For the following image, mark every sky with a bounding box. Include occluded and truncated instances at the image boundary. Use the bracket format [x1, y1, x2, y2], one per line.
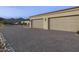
[0, 6, 74, 18]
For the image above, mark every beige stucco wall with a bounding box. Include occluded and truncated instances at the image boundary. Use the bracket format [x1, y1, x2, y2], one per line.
[43, 18, 49, 29]
[47, 10, 79, 18]
[30, 7, 79, 32]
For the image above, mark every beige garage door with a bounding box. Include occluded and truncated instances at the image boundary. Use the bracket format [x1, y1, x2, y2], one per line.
[49, 15, 79, 32]
[32, 19, 43, 29]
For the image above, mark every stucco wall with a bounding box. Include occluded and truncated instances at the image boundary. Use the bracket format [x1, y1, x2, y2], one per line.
[43, 18, 49, 29]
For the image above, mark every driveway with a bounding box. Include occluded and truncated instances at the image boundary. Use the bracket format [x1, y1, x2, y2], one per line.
[0, 25, 79, 52]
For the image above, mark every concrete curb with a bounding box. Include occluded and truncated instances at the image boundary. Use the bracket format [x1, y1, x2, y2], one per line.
[0, 33, 15, 52]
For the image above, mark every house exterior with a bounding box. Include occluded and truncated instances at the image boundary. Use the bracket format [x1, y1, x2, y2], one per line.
[21, 20, 30, 24]
[21, 20, 30, 27]
[29, 7, 79, 32]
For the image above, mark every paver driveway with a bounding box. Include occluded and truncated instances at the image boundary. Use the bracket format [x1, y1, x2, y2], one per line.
[0, 25, 79, 52]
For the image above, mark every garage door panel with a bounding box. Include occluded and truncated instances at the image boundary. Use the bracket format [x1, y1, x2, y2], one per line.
[49, 16, 79, 32]
[32, 19, 43, 29]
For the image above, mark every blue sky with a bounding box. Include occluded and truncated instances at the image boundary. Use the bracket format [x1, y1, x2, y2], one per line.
[0, 6, 74, 18]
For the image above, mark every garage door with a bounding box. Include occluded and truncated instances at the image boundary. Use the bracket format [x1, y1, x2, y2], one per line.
[49, 15, 79, 32]
[32, 19, 43, 29]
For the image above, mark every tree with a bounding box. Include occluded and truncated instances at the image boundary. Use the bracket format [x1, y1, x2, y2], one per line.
[0, 17, 5, 21]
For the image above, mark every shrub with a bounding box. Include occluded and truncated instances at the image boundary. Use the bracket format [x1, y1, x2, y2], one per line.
[76, 31, 79, 34]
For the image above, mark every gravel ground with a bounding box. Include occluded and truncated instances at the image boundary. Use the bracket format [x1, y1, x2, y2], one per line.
[0, 25, 79, 52]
